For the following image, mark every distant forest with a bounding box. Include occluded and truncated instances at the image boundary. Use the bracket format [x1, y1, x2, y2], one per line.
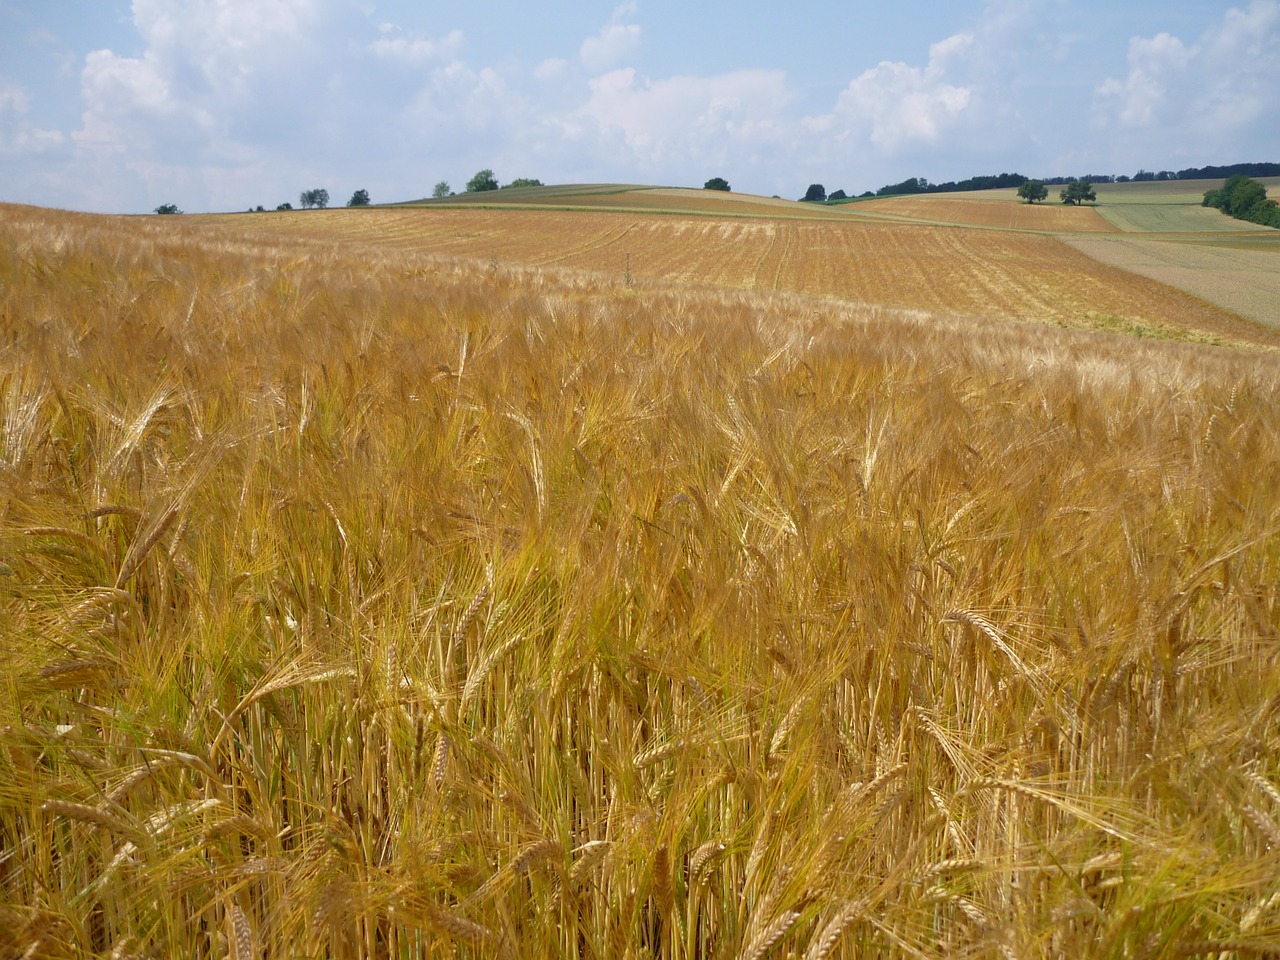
[854, 161, 1280, 200]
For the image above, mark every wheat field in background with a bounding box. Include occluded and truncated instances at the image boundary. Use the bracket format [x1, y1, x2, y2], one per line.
[2, 204, 1280, 958]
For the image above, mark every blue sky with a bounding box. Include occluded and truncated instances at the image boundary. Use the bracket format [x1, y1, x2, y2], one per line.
[1, 0, 1277, 213]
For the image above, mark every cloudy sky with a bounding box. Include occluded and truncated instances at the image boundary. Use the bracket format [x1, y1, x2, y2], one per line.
[1, 0, 1277, 213]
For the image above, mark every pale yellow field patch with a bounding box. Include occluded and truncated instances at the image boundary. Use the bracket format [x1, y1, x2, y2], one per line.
[1066, 235, 1280, 328]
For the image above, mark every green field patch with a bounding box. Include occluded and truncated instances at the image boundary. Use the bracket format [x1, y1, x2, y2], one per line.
[1092, 177, 1280, 234]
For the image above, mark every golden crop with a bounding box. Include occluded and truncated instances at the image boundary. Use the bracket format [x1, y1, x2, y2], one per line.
[2, 202, 1280, 958]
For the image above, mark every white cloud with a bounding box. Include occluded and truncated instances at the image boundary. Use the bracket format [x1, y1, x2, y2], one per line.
[0, 79, 66, 155]
[1095, 33, 1191, 127]
[129, 0, 325, 98]
[534, 58, 569, 81]
[370, 27, 463, 64]
[572, 68, 794, 169]
[0, 82, 30, 114]
[74, 0, 333, 159]
[823, 34, 974, 152]
[1095, 0, 1280, 157]
[580, 23, 641, 73]
[26, 0, 1271, 214]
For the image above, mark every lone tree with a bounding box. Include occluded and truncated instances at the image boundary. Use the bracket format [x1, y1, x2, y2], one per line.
[432, 181, 451, 199]
[801, 184, 827, 202]
[276, 202, 293, 211]
[1017, 180, 1049, 203]
[153, 203, 182, 215]
[1059, 180, 1096, 205]
[466, 169, 499, 192]
[704, 177, 731, 192]
[299, 188, 330, 209]
[347, 188, 371, 207]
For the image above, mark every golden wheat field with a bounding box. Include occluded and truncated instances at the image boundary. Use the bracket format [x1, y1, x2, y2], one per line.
[3, 198, 1280, 959]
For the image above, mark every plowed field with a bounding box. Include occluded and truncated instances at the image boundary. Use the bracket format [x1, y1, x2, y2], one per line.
[192, 206, 1279, 346]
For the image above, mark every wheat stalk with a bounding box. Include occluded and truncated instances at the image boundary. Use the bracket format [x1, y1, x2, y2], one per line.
[225, 901, 256, 960]
[739, 910, 799, 960]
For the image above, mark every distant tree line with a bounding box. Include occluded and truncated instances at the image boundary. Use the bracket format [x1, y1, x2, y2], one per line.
[420, 171, 545, 199]
[1174, 162, 1280, 180]
[875, 172, 1029, 197]
[799, 161, 1278, 207]
[1202, 175, 1280, 228]
[1039, 162, 1280, 186]
[806, 171, 1031, 203]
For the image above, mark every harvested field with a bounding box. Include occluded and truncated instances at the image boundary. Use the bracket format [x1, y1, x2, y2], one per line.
[853, 194, 1118, 233]
[1067, 235, 1280, 327]
[184, 205, 1280, 346]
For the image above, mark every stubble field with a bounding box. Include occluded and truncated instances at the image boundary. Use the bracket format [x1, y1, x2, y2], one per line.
[181, 204, 1277, 347]
[850, 195, 1119, 233]
[2, 198, 1280, 959]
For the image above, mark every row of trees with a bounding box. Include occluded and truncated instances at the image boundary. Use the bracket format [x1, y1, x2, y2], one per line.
[430, 171, 545, 198]
[153, 188, 370, 215]
[1013, 180, 1096, 205]
[876, 172, 1030, 197]
[1203, 175, 1280, 228]
[265, 188, 368, 212]
[298, 188, 371, 209]
[794, 162, 1277, 207]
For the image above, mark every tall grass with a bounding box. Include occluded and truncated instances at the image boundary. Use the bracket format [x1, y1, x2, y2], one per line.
[2, 204, 1280, 957]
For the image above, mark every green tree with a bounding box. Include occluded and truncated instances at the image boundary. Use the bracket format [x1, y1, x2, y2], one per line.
[276, 202, 293, 211]
[1204, 175, 1280, 228]
[466, 169, 499, 192]
[347, 188, 371, 207]
[299, 188, 330, 209]
[432, 181, 452, 199]
[1017, 180, 1049, 203]
[1225, 175, 1267, 217]
[703, 177, 731, 192]
[801, 183, 826, 202]
[1059, 180, 1096, 205]
[506, 178, 543, 188]
[153, 203, 182, 215]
